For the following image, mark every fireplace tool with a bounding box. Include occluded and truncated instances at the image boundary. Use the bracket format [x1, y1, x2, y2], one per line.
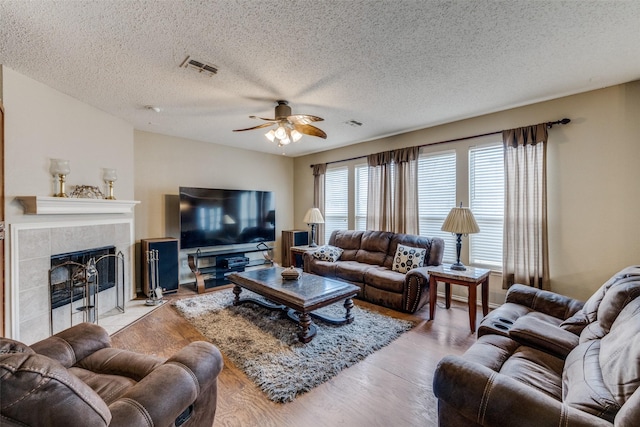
[145, 249, 164, 306]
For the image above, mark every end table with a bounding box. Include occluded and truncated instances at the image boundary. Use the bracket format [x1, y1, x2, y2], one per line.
[426, 265, 490, 333]
[289, 245, 313, 268]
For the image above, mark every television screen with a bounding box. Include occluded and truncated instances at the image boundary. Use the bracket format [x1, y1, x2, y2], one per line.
[179, 187, 276, 250]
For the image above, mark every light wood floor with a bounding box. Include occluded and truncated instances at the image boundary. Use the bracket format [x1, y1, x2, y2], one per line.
[111, 284, 479, 427]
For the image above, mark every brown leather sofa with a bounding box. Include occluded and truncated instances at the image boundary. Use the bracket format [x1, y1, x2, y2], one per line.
[0, 322, 223, 427]
[433, 266, 640, 426]
[303, 229, 444, 313]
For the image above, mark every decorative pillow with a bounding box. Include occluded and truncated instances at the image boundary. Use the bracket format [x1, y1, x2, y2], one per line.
[312, 245, 343, 262]
[392, 244, 426, 274]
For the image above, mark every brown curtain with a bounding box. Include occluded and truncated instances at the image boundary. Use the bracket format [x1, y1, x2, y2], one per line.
[392, 147, 419, 234]
[312, 163, 327, 245]
[502, 123, 549, 290]
[366, 151, 393, 231]
[366, 147, 419, 234]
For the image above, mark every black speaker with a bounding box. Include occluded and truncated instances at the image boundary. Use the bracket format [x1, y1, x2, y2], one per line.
[141, 238, 179, 295]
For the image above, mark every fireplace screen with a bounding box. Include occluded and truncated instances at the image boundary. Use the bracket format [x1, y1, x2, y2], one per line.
[49, 246, 124, 333]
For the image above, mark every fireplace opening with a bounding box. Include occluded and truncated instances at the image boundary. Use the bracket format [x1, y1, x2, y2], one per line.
[50, 246, 116, 310]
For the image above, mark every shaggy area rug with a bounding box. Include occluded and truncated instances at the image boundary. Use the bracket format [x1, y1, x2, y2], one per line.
[173, 289, 414, 403]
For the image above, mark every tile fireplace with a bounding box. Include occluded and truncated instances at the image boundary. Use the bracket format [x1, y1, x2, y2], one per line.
[8, 218, 134, 344]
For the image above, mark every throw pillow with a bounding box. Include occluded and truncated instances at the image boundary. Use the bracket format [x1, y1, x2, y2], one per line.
[312, 245, 343, 262]
[392, 244, 426, 274]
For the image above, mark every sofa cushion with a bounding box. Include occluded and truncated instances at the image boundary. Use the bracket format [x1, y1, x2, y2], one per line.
[561, 265, 640, 336]
[308, 259, 337, 277]
[364, 266, 406, 293]
[0, 352, 112, 426]
[500, 346, 564, 400]
[335, 261, 372, 283]
[312, 245, 343, 262]
[355, 231, 392, 265]
[599, 298, 640, 405]
[563, 340, 619, 422]
[329, 230, 363, 261]
[392, 244, 426, 273]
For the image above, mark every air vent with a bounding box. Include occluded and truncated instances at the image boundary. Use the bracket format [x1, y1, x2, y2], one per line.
[180, 56, 218, 76]
[345, 120, 363, 127]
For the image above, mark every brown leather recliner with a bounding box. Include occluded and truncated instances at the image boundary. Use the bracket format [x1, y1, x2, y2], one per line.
[433, 267, 640, 427]
[0, 322, 223, 427]
[477, 265, 640, 358]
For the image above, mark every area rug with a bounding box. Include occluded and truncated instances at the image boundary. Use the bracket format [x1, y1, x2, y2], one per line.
[173, 289, 414, 403]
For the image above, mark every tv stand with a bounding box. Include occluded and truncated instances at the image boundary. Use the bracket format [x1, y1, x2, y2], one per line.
[187, 246, 273, 293]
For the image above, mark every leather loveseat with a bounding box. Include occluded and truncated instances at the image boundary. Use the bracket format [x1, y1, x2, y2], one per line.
[0, 322, 223, 427]
[433, 266, 640, 426]
[303, 229, 444, 313]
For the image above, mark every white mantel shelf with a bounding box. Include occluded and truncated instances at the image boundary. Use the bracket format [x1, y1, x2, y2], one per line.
[16, 196, 140, 215]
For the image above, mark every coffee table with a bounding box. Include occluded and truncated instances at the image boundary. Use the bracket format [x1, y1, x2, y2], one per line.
[227, 267, 360, 343]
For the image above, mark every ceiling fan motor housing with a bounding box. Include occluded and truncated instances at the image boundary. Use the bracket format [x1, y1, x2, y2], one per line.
[275, 100, 292, 119]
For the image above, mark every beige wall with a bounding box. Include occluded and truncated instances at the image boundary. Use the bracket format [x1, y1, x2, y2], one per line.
[294, 81, 640, 303]
[2, 67, 135, 223]
[133, 130, 295, 275]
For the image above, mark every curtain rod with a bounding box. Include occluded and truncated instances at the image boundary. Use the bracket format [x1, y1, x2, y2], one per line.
[310, 118, 571, 168]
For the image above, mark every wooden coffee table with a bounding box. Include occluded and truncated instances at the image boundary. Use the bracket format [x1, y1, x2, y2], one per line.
[227, 267, 360, 343]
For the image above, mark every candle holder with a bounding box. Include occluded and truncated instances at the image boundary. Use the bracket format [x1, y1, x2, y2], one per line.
[50, 159, 71, 197]
[102, 168, 118, 200]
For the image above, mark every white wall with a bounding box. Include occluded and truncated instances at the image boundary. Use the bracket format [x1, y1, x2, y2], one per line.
[133, 130, 295, 281]
[294, 81, 640, 303]
[3, 67, 135, 223]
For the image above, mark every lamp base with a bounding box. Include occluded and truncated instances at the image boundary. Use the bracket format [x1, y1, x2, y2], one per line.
[449, 262, 467, 271]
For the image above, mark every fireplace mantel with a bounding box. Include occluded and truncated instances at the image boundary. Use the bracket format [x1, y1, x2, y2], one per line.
[15, 196, 140, 215]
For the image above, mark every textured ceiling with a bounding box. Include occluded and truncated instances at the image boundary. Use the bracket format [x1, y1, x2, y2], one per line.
[1, 1, 639, 157]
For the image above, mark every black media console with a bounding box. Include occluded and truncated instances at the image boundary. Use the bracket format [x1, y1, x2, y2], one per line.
[187, 247, 271, 293]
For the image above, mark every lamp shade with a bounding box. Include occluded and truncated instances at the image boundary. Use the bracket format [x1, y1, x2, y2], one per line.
[303, 207, 324, 224]
[441, 206, 480, 235]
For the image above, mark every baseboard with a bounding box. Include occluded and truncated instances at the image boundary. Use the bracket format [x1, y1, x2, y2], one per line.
[436, 291, 501, 310]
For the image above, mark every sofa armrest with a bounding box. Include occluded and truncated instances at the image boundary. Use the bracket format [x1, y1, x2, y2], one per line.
[404, 267, 430, 313]
[508, 317, 580, 359]
[108, 341, 223, 427]
[30, 322, 111, 368]
[506, 284, 584, 320]
[302, 250, 315, 272]
[433, 355, 612, 427]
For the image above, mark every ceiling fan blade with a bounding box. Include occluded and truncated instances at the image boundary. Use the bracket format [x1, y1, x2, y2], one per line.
[288, 114, 324, 125]
[294, 124, 327, 139]
[232, 123, 275, 132]
[249, 115, 277, 121]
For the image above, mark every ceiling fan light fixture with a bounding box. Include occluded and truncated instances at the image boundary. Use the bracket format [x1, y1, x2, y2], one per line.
[274, 125, 287, 140]
[291, 129, 302, 142]
[265, 129, 276, 142]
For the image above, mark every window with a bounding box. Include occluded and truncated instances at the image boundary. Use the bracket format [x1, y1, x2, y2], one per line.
[418, 151, 457, 262]
[469, 144, 504, 269]
[324, 166, 348, 242]
[354, 164, 368, 231]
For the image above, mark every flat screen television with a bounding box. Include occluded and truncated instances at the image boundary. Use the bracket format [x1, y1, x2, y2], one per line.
[179, 187, 276, 250]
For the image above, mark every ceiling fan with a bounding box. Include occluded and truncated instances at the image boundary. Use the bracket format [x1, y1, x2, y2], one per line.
[233, 100, 327, 147]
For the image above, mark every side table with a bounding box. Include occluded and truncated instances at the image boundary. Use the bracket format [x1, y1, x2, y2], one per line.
[289, 245, 313, 268]
[426, 265, 491, 333]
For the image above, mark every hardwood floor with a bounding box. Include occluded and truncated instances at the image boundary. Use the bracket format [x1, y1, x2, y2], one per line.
[111, 284, 479, 427]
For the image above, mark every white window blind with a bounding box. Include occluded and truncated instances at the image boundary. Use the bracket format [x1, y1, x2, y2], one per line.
[469, 143, 504, 269]
[324, 166, 349, 242]
[354, 164, 368, 231]
[418, 151, 457, 262]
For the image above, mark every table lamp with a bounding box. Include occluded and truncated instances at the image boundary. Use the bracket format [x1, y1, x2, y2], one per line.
[303, 208, 324, 247]
[441, 203, 480, 270]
